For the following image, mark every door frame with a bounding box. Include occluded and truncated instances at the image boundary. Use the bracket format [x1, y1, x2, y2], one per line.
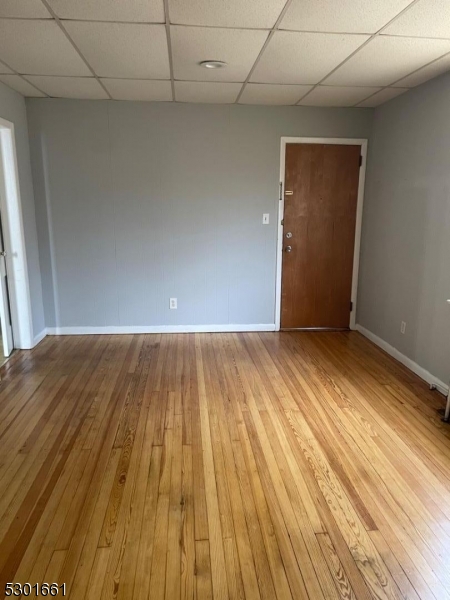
[275, 136, 368, 331]
[0, 116, 34, 350]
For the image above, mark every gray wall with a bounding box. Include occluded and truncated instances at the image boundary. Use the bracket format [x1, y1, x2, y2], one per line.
[0, 82, 45, 339]
[27, 99, 372, 329]
[358, 72, 450, 384]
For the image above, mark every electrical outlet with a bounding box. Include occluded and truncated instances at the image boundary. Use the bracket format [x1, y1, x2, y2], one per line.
[400, 321, 406, 334]
[170, 298, 177, 310]
[262, 213, 270, 225]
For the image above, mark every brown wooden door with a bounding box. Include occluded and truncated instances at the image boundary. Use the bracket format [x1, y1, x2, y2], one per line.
[280, 143, 361, 329]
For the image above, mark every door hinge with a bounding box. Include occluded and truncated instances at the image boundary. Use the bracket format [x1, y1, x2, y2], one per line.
[350, 301, 353, 312]
[279, 182, 283, 201]
[359, 155, 363, 167]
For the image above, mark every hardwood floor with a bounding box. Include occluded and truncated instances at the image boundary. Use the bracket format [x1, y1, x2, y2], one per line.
[0, 332, 449, 600]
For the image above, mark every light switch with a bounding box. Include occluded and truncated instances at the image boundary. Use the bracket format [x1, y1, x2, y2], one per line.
[263, 213, 270, 225]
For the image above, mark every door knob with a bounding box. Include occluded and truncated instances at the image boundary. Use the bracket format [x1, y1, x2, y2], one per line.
[285, 246, 292, 253]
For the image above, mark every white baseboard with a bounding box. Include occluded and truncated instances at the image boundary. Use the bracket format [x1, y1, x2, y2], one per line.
[32, 329, 47, 347]
[46, 324, 276, 335]
[14, 329, 47, 349]
[356, 324, 449, 395]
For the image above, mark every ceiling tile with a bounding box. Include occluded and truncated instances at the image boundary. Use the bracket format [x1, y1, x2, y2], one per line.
[64, 22, 170, 79]
[393, 53, 450, 86]
[239, 83, 312, 104]
[171, 26, 268, 83]
[102, 78, 172, 101]
[251, 31, 369, 84]
[280, 0, 412, 34]
[384, 0, 450, 39]
[325, 36, 450, 86]
[299, 85, 382, 106]
[0, 0, 51, 18]
[47, 0, 164, 23]
[0, 61, 13, 74]
[357, 87, 408, 106]
[26, 75, 109, 98]
[169, 0, 286, 29]
[175, 81, 241, 103]
[0, 20, 91, 75]
[0, 74, 45, 96]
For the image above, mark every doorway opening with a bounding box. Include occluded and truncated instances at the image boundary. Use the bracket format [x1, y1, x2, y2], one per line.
[0, 210, 13, 361]
[275, 137, 368, 331]
[0, 116, 35, 357]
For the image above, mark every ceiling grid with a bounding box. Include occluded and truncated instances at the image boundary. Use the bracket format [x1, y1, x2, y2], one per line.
[0, 0, 449, 106]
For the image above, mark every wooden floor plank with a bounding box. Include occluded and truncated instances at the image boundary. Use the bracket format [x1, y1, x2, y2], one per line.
[195, 337, 229, 600]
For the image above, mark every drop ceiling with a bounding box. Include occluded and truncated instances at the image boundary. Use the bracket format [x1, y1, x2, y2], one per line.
[0, 0, 449, 107]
